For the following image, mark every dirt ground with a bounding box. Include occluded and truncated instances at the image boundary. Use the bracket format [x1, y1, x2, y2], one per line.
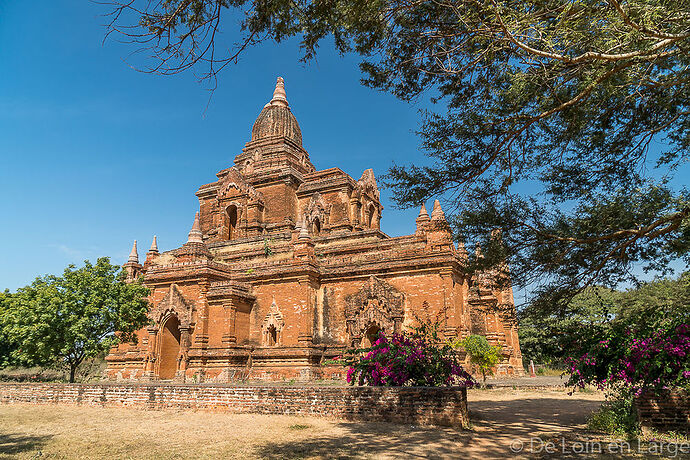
[0, 388, 620, 459]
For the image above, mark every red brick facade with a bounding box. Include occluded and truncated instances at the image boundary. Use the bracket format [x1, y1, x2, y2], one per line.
[106, 77, 523, 382]
[0, 383, 469, 427]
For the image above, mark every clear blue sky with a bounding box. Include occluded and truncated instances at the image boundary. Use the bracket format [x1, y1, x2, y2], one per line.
[0, 0, 430, 291]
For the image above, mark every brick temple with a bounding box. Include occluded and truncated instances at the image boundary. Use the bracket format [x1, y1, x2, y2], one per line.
[105, 77, 524, 381]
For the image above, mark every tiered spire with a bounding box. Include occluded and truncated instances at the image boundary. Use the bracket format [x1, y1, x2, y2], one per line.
[431, 199, 446, 221]
[187, 212, 203, 243]
[127, 240, 139, 264]
[417, 203, 430, 222]
[148, 235, 159, 254]
[298, 218, 310, 240]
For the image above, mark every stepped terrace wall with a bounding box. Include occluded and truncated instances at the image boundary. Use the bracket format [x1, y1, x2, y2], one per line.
[0, 383, 469, 428]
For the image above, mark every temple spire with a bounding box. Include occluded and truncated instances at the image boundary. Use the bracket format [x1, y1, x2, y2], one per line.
[417, 203, 430, 221]
[431, 199, 446, 221]
[187, 212, 203, 243]
[127, 240, 139, 264]
[149, 235, 159, 253]
[269, 77, 288, 107]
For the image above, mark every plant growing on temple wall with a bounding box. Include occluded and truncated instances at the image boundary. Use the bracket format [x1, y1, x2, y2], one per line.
[0, 258, 150, 383]
[456, 335, 503, 385]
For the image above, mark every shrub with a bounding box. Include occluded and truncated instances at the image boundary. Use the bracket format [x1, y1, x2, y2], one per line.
[457, 335, 502, 384]
[587, 396, 638, 436]
[567, 319, 690, 435]
[566, 322, 690, 394]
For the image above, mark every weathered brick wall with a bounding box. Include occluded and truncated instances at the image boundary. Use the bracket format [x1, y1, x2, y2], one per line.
[0, 383, 469, 427]
[635, 390, 690, 434]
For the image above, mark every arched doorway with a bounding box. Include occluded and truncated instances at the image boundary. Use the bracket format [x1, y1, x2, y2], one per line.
[267, 325, 277, 346]
[158, 315, 181, 380]
[362, 324, 381, 348]
[226, 205, 238, 240]
[367, 204, 376, 228]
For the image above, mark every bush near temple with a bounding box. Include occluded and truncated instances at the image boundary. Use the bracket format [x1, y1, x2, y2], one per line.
[339, 318, 475, 387]
[567, 322, 690, 395]
[457, 335, 502, 385]
[566, 317, 690, 434]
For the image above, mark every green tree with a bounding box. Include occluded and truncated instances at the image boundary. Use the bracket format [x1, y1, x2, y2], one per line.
[615, 271, 690, 333]
[0, 258, 150, 382]
[457, 335, 502, 384]
[518, 271, 690, 366]
[518, 286, 618, 366]
[105, 0, 690, 309]
[0, 290, 17, 368]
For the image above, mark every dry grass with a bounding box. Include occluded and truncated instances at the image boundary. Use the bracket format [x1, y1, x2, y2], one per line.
[0, 388, 607, 459]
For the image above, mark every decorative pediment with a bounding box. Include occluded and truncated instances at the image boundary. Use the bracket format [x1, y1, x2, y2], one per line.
[345, 276, 404, 342]
[217, 167, 264, 204]
[261, 299, 285, 346]
[150, 284, 194, 329]
[303, 192, 329, 225]
[356, 169, 380, 200]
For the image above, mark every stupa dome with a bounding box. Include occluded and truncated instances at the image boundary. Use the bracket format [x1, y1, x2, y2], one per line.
[251, 77, 302, 146]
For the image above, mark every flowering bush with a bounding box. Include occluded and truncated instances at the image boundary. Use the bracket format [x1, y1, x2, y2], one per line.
[339, 319, 475, 387]
[567, 322, 690, 394]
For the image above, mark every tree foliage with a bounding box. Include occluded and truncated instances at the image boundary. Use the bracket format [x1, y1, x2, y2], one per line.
[0, 290, 17, 368]
[519, 286, 617, 366]
[104, 0, 690, 307]
[520, 271, 690, 366]
[0, 258, 150, 382]
[457, 334, 503, 384]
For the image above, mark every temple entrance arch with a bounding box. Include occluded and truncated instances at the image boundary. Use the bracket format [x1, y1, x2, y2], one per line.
[158, 315, 181, 380]
[363, 324, 381, 348]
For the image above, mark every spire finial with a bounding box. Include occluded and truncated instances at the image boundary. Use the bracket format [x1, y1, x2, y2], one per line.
[431, 199, 446, 221]
[148, 235, 159, 253]
[270, 76, 288, 107]
[128, 240, 139, 264]
[187, 212, 203, 243]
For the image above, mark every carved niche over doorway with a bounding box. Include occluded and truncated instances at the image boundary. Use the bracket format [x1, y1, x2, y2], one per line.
[345, 276, 404, 347]
[150, 284, 194, 329]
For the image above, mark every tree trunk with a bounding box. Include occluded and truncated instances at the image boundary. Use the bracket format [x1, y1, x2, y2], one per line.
[69, 365, 77, 383]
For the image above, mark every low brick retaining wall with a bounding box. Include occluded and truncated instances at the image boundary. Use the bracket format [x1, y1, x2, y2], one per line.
[635, 390, 690, 434]
[0, 383, 468, 427]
